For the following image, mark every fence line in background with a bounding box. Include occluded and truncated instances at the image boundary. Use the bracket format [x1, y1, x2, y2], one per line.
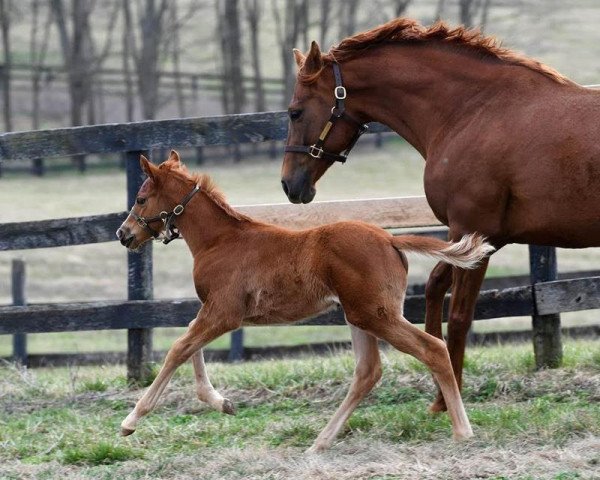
[1, 111, 599, 378]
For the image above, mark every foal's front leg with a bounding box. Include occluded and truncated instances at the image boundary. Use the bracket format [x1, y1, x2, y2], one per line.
[121, 304, 240, 435]
[191, 348, 236, 415]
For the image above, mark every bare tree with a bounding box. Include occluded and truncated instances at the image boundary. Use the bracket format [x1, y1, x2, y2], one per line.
[133, 0, 169, 120]
[244, 0, 265, 112]
[216, 0, 245, 161]
[122, 0, 136, 122]
[30, 0, 53, 130]
[459, 0, 492, 29]
[170, 2, 185, 117]
[435, 0, 447, 21]
[338, 0, 360, 39]
[318, 0, 332, 47]
[391, 0, 411, 17]
[0, 0, 12, 132]
[273, 0, 308, 107]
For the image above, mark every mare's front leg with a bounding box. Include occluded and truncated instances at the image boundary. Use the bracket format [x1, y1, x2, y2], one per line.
[191, 347, 236, 415]
[121, 301, 241, 435]
[429, 258, 489, 413]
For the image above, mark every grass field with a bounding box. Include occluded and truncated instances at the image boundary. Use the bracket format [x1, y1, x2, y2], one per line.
[2, 139, 600, 357]
[0, 339, 598, 479]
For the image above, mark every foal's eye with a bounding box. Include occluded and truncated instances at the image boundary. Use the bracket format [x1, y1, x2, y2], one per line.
[136, 197, 146, 205]
[288, 109, 303, 121]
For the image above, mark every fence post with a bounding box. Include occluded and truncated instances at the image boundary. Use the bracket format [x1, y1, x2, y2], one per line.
[126, 150, 154, 383]
[529, 245, 562, 368]
[12, 259, 27, 365]
[228, 329, 244, 362]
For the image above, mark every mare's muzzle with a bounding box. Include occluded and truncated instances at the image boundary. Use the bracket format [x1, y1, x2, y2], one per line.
[281, 168, 315, 204]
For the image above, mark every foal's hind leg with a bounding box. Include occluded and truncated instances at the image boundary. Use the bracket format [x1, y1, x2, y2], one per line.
[191, 348, 235, 415]
[367, 313, 472, 440]
[307, 324, 382, 453]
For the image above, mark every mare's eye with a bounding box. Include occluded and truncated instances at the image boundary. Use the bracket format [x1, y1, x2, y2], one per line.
[288, 109, 303, 121]
[136, 197, 146, 205]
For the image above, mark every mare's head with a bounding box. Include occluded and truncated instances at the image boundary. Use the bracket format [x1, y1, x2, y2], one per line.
[117, 150, 193, 251]
[281, 41, 367, 204]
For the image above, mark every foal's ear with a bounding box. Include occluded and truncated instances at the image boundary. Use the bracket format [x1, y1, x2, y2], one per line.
[168, 149, 181, 166]
[293, 48, 305, 69]
[303, 40, 323, 74]
[139, 155, 157, 179]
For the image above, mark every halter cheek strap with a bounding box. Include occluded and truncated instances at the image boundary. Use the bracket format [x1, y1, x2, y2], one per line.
[131, 184, 200, 245]
[284, 62, 369, 163]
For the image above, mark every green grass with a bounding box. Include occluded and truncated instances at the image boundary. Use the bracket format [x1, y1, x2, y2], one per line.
[0, 340, 598, 478]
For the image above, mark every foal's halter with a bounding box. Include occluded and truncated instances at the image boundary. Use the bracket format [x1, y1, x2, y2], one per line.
[284, 62, 369, 164]
[130, 184, 200, 245]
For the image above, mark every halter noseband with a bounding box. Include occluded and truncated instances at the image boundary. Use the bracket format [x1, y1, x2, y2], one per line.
[130, 184, 200, 245]
[284, 62, 369, 164]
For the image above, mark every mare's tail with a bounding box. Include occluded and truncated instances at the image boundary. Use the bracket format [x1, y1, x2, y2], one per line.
[390, 233, 495, 269]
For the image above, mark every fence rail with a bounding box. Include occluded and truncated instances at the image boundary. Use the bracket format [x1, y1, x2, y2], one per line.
[1, 112, 599, 379]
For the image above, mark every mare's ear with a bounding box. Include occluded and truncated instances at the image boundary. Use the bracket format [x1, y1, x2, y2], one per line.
[293, 48, 305, 69]
[303, 41, 323, 74]
[139, 155, 157, 180]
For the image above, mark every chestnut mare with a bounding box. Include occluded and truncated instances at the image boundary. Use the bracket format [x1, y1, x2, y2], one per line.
[116, 151, 494, 451]
[280, 18, 600, 412]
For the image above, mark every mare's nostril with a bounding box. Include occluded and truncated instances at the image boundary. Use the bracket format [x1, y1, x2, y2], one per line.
[281, 180, 290, 196]
[116, 228, 124, 240]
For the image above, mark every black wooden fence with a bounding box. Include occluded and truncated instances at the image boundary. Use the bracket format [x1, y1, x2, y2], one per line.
[1, 111, 599, 381]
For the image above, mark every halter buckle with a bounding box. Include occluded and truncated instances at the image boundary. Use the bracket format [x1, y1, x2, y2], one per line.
[173, 205, 184, 215]
[136, 217, 147, 228]
[334, 86, 346, 100]
[308, 145, 324, 159]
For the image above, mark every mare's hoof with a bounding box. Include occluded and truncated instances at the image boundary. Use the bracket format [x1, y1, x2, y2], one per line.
[120, 427, 136, 437]
[222, 398, 236, 416]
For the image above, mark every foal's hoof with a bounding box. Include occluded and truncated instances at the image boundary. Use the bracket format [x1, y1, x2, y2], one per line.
[222, 398, 236, 416]
[305, 443, 328, 454]
[120, 427, 136, 437]
[453, 429, 474, 441]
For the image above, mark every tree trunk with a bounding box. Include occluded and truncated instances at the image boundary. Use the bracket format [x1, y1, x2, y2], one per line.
[245, 0, 265, 112]
[122, 0, 135, 122]
[0, 0, 12, 133]
[135, 0, 168, 120]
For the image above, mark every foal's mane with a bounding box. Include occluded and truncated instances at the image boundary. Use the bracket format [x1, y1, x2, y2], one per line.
[302, 18, 571, 85]
[164, 161, 253, 223]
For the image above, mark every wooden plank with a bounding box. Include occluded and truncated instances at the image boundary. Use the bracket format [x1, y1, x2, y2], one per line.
[0, 197, 441, 251]
[0, 286, 533, 335]
[529, 245, 562, 369]
[535, 275, 600, 315]
[0, 212, 126, 250]
[0, 111, 392, 161]
[238, 196, 441, 230]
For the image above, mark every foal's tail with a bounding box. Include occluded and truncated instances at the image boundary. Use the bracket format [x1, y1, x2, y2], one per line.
[390, 233, 495, 269]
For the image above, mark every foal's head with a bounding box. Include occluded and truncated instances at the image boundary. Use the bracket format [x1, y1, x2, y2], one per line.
[116, 150, 196, 250]
[281, 41, 367, 204]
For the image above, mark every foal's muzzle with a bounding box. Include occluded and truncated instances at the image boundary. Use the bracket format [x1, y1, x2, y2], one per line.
[116, 227, 135, 248]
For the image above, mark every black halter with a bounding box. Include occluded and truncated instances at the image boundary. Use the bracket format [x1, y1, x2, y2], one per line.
[130, 184, 200, 245]
[284, 62, 369, 164]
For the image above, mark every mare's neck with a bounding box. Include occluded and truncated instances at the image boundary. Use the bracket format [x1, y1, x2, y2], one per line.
[343, 45, 513, 158]
[164, 179, 245, 256]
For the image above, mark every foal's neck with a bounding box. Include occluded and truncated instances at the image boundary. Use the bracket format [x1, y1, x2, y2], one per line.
[165, 176, 246, 256]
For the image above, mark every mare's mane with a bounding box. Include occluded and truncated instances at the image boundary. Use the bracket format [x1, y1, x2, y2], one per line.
[300, 18, 571, 85]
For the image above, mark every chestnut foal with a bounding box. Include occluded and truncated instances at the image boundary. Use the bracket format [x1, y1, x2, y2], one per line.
[116, 151, 493, 452]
